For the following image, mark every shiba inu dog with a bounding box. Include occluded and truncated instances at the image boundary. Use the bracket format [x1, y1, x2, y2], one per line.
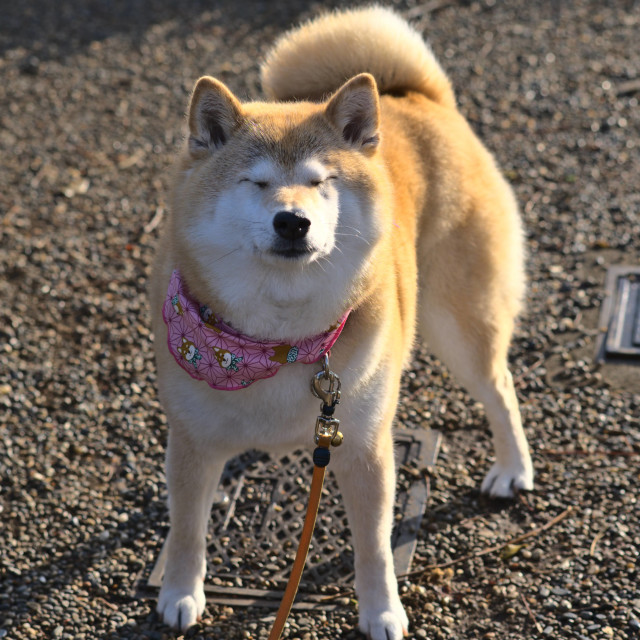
[149, 6, 533, 638]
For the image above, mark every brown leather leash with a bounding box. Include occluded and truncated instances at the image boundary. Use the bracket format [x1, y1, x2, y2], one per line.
[268, 355, 344, 640]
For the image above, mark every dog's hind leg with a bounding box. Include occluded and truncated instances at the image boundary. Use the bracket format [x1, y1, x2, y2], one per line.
[157, 427, 227, 631]
[418, 291, 533, 498]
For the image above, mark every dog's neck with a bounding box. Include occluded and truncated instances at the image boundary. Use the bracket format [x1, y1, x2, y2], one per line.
[176, 254, 364, 344]
[162, 270, 350, 390]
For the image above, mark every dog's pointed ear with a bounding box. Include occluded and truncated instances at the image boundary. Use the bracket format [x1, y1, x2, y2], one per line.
[187, 76, 243, 156]
[325, 73, 380, 152]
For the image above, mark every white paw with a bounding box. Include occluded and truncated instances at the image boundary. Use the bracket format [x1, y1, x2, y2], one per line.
[481, 460, 534, 498]
[359, 601, 409, 640]
[157, 584, 206, 631]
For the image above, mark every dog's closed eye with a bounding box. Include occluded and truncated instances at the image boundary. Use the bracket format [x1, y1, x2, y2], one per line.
[240, 178, 270, 189]
[309, 175, 337, 187]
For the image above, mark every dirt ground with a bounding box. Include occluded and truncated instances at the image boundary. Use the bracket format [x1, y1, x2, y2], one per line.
[1, 1, 639, 639]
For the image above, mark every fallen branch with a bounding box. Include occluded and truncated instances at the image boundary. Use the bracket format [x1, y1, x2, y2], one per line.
[406, 1, 454, 19]
[589, 531, 605, 556]
[143, 206, 164, 234]
[505, 506, 575, 546]
[615, 78, 640, 96]
[520, 592, 543, 633]
[540, 447, 638, 458]
[513, 356, 545, 386]
[400, 506, 574, 578]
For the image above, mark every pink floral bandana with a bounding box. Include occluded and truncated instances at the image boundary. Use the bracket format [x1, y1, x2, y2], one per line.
[162, 270, 350, 390]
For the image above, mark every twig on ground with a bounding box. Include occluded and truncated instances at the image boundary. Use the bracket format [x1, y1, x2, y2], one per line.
[616, 78, 640, 96]
[541, 448, 638, 458]
[514, 356, 545, 385]
[520, 592, 543, 633]
[143, 206, 164, 234]
[589, 531, 605, 556]
[400, 506, 575, 578]
[506, 506, 575, 546]
[92, 596, 118, 611]
[405, 1, 454, 19]
[319, 590, 354, 602]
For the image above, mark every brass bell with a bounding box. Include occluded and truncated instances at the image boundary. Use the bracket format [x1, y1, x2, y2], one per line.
[331, 431, 344, 447]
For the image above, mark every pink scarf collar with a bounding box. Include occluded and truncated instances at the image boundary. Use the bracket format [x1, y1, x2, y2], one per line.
[162, 270, 350, 390]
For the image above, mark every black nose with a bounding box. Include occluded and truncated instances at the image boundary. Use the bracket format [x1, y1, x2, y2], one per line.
[273, 211, 311, 241]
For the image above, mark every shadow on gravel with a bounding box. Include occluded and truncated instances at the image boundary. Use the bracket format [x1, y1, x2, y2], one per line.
[0, 0, 309, 60]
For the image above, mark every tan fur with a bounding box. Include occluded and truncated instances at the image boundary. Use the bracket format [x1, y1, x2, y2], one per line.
[150, 7, 533, 638]
[261, 5, 456, 108]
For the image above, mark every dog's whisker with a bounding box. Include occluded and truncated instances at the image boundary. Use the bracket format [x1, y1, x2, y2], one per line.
[315, 259, 328, 274]
[316, 254, 335, 271]
[335, 232, 370, 245]
[337, 224, 366, 234]
[335, 231, 371, 245]
[207, 247, 241, 266]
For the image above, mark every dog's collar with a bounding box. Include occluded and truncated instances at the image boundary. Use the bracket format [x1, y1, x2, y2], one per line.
[162, 270, 350, 390]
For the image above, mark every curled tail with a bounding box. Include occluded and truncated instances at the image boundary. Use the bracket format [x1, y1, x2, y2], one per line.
[260, 5, 456, 109]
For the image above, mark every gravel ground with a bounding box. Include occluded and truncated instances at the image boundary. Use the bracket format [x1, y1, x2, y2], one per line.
[1, 1, 639, 639]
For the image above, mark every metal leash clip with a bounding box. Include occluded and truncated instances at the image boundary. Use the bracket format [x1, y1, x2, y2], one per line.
[311, 354, 344, 447]
[311, 354, 341, 407]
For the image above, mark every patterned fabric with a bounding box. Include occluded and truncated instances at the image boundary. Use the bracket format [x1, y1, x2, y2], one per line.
[162, 270, 350, 390]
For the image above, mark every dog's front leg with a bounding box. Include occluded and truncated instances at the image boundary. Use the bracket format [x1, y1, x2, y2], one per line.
[157, 428, 226, 631]
[332, 426, 408, 640]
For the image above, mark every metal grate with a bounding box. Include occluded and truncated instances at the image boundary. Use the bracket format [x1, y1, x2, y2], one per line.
[596, 266, 640, 362]
[142, 429, 439, 610]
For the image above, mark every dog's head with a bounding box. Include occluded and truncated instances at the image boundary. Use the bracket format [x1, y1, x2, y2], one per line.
[170, 73, 387, 334]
